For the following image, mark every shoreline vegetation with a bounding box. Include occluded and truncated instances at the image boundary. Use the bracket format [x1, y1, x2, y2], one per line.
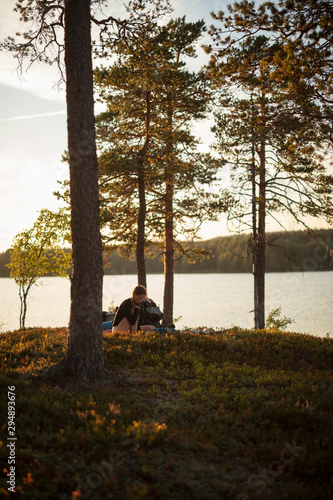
[1, 326, 332, 499]
[0, 229, 332, 278]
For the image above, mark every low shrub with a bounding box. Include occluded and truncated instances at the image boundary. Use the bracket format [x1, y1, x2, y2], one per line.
[0, 327, 332, 499]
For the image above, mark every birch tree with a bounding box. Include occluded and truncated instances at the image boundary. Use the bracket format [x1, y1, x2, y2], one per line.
[8, 209, 71, 329]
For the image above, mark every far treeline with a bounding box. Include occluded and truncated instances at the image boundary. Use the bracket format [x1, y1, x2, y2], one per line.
[2, 228, 331, 277]
[104, 229, 333, 274]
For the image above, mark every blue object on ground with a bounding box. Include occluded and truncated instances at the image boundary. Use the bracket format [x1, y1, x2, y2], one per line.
[155, 327, 179, 333]
[102, 323, 179, 333]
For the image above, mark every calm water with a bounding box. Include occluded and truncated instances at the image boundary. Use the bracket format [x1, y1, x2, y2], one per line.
[0, 272, 332, 337]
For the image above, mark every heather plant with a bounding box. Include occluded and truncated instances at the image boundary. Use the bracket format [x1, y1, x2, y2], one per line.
[0, 327, 332, 499]
[265, 307, 294, 331]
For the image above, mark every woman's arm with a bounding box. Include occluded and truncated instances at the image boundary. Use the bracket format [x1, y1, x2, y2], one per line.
[123, 298, 140, 325]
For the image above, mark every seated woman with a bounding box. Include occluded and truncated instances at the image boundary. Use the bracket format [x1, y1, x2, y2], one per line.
[112, 285, 155, 333]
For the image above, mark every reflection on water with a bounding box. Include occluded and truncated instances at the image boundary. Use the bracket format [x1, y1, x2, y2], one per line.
[1, 272, 332, 336]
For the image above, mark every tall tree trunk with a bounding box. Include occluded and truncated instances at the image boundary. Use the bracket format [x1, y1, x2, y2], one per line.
[250, 94, 258, 329]
[162, 93, 174, 326]
[45, 0, 107, 382]
[136, 168, 147, 288]
[135, 89, 151, 289]
[255, 139, 266, 329]
[163, 181, 174, 325]
[19, 286, 27, 330]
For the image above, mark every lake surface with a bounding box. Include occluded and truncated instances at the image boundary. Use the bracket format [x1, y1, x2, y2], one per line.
[1, 272, 332, 337]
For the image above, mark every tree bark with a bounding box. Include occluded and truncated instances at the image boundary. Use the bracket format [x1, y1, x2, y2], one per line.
[45, 0, 107, 382]
[19, 286, 28, 330]
[163, 181, 174, 325]
[136, 168, 147, 288]
[162, 92, 175, 326]
[250, 94, 258, 330]
[135, 89, 151, 289]
[136, 90, 151, 288]
[255, 139, 266, 329]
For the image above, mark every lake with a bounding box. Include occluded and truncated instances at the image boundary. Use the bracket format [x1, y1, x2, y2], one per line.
[0, 272, 332, 337]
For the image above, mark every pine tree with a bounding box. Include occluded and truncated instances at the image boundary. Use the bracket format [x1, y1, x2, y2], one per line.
[94, 20, 163, 288]
[94, 17, 223, 324]
[209, 0, 333, 120]
[205, 29, 333, 329]
[3, 0, 172, 381]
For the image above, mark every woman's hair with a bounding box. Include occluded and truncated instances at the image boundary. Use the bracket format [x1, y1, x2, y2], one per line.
[132, 285, 147, 298]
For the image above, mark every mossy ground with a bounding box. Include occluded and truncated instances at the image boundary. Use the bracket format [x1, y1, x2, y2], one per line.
[0, 327, 332, 499]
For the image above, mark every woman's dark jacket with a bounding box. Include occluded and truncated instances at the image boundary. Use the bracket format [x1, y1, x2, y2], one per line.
[112, 298, 140, 329]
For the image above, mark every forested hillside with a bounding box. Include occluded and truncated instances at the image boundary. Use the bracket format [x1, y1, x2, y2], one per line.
[176, 229, 333, 274]
[103, 228, 333, 274]
[1, 229, 332, 277]
[0, 249, 11, 277]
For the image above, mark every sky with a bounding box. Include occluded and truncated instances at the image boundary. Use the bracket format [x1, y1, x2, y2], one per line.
[0, 0, 235, 252]
[0, 0, 330, 253]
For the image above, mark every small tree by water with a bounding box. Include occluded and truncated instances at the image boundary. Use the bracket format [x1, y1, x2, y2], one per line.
[7, 209, 71, 329]
[265, 307, 294, 331]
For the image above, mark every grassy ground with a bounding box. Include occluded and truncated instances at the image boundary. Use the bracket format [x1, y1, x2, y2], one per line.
[0, 327, 332, 499]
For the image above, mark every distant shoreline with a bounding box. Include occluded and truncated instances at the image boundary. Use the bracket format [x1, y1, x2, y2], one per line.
[0, 268, 332, 279]
[1, 228, 332, 276]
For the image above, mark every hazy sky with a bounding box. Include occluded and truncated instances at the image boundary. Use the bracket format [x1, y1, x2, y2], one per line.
[0, 0, 233, 252]
[0, 0, 330, 253]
